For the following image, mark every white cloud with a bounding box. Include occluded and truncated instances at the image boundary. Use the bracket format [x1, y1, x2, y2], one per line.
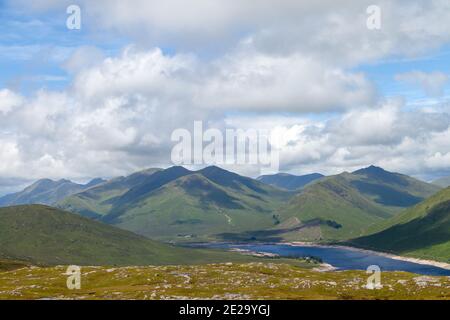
[2, 0, 450, 192]
[0, 89, 23, 114]
[395, 71, 449, 97]
[223, 100, 450, 177]
[10, 0, 450, 64]
[69, 46, 374, 113]
[196, 49, 375, 112]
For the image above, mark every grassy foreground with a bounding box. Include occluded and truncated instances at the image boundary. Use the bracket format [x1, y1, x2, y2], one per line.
[0, 263, 448, 300]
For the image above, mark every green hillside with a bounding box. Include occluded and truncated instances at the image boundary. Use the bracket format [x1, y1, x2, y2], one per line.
[348, 187, 450, 262]
[0, 205, 256, 266]
[58, 166, 291, 241]
[258, 173, 324, 190]
[57, 168, 163, 219]
[261, 166, 440, 242]
[0, 178, 105, 207]
[351, 166, 440, 209]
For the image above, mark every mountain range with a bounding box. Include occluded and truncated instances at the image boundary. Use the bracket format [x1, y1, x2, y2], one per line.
[0, 164, 447, 263]
[220, 166, 440, 242]
[257, 173, 324, 190]
[0, 178, 106, 207]
[58, 166, 291, 241]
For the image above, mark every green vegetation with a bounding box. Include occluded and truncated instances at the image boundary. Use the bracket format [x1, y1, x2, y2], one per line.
[59, 166, 292, 241]
[57, 168, 163, 219]
[0, 259, 30, 272]
[9, 165, 442, 249]
[57, 165, 439, 243]
[266, 166, 441, 242]
[0, 205, 270, 266]
[0, 178, 105, 207]
[0, 263, 448, 300]
[349, 187, 450, 263]
[257, 173, 324, 190]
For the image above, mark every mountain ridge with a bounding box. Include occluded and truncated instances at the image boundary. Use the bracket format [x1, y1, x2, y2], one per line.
[348, 187, 450, 262]
[257, 172, 324, 190]
[230, 166, 441, 242]
[0, 178, 106, 207]
[58, 165, 291, 241]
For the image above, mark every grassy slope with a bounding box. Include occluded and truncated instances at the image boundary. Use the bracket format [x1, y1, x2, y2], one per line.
[58, 165, 440, 243]
[0, 205, 263, 266]
[257, 173, 324, 191]
[57, 168, 163, 218]
[278, 176, 389, 241]
[59, 166, 291, 241]
[348, 187, 450, 262]
[350, 166, 440, 211]
[58, 167, 190, 218]
[1, 263, 448, 300]
[272, 167, 440, 242]
[110, 173, 290, 241]
[0, 259, 30, 272]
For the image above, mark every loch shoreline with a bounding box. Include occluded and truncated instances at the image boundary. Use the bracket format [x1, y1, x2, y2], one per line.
[282, 241, 450, 271]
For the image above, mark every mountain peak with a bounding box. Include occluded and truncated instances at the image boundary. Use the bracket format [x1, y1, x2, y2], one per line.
[199, 165, 242, 180]
[57, 179, 73, 184]
[84, 178, 106, 188]
[353, 165, 389, 175]
[32, 178, 54, 185]
[200, 165, 229, 173]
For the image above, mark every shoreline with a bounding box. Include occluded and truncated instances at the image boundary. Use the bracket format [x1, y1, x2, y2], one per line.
[282, 241, 450, 271]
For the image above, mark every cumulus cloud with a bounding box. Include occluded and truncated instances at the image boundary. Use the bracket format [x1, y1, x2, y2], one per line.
[199, 98, 450, 178]
[0, 89, 23, 114]
[1, 0, 450, 194]
[10, 0, 450, 63]
[197, 49, 375, 112]
[69, 46, 374, 112]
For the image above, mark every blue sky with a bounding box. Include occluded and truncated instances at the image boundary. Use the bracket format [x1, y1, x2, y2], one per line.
[2, 1, 449, 101]
[0, 2, 126, 93]
[1, 0, 450, 194]
[358, 47, 450, 104]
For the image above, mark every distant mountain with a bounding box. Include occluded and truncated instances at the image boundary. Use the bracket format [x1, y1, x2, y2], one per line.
[432, 176, 450, 188]
[84, 178, 106, 188]
[258, 173, 324, 190]
[267, 166, 441, 242]
[0, 205, 249, 266]
[350, 166, 440, 207]
[0, 178, 106, 207]
[58, 166, 291, 241]
[349, 187, 450, 263]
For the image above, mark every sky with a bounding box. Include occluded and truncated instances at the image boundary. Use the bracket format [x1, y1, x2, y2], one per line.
[1, 0, 450, 195]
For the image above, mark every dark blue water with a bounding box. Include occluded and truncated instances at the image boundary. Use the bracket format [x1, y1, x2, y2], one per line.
[202, 243, 450, 276]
